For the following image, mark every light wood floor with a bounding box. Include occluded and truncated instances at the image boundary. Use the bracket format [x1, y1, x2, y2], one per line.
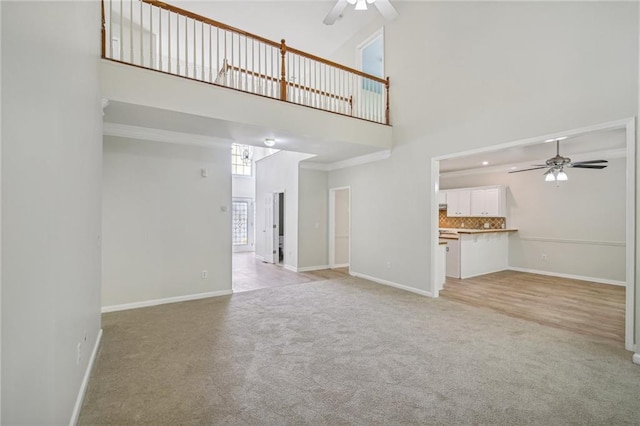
[440, 270, 626, 344]
[233, 252, 350, 293]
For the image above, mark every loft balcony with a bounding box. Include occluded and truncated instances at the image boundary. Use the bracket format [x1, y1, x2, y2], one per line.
[100, 0, 393, 162]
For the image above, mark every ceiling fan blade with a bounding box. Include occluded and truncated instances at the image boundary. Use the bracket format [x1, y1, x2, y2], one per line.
[508, 166, 548, 174]
[373, 0, 398, 20]
[323, 0, 349, 25]
[570, 160, 608, 165]
[569, 164, 608, 169]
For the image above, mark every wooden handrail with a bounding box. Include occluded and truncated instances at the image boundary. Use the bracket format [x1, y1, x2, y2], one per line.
[286, 46, 387, 84]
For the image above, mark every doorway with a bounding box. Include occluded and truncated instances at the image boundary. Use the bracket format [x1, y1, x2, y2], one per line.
[356, 28, 384, 121]
[263, 191, 285, 264]
[357, 28, 384, 79]
[329, 187, 351, 269]
[429, 118, 636, 351]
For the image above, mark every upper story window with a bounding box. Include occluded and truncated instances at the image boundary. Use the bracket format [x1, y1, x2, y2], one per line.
[232, 143, 252, 176]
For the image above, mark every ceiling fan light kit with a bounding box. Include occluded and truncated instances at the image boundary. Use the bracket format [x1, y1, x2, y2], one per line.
[509, 138, 608, 183]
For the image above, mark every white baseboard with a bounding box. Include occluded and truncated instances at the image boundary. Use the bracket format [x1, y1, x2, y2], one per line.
[296, 265, 330, 272]
[461, 266, 510, 280]
[633, 353, 640, 365]
[283, 264, 297, 272]
[101, 290, 232, 313]
[255, 254, 265, 262]
[350, 271, 433, 298]
[69, 328, 103, 426]
[507, 267, 626, 287]
[331, 263, 349, 269]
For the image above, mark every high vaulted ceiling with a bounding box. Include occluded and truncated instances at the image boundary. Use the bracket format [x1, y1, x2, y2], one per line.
[176, 1, 385, 58]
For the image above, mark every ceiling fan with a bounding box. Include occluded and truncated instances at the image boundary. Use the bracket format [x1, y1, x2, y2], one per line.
[323, 0, 398, 25]
[508, 138, 608, 182]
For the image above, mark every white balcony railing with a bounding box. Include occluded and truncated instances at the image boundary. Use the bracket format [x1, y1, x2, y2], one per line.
[101, 0, 390, 125]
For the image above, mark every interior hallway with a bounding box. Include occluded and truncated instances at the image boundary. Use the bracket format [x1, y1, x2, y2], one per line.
[232, 252, 349, 293]
[440, 270, 626, 344]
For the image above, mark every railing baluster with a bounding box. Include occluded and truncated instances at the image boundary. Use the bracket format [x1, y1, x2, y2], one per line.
[208, 25, 212, 83]
[192, 18, 196, 78]
[184, 16, 188, 77]
[108, 0, 112, 58]
[118, 0, 123, 61]
[159, 8, 163, 71]
[244, 35, 248, 92]
[175, 12, 179, 74]
[231, 33, 237, 89]
[128, 0, 132, 63]
[138, 0, 142, 64]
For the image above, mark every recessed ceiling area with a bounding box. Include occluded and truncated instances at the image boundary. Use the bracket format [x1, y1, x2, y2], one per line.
[103, 100, 386, 164]
[439, 128, 627, 175]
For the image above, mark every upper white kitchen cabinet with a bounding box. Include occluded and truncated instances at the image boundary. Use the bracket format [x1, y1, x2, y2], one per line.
[470, 186, 506, 217]
[447, 189, 471, 217]
[437, 190, 447, 205]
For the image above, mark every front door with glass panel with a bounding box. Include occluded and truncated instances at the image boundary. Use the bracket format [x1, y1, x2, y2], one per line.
[232, 198, 254, 253]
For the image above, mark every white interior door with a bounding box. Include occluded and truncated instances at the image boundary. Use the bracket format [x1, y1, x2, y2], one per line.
[329, 187, 350, 269]
[264, 193, 275, 263]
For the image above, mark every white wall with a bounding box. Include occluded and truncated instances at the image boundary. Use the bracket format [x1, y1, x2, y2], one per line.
[334, 188, 350, 266]
[102, 136, 232, 308]
[1, 1, 102, 424]
[0, 1, 3, 418]
[298, 169, 329, 269]
[255, 151, 313, 268]
[328, 1, 637, 293]
[441, 157, 627, 283]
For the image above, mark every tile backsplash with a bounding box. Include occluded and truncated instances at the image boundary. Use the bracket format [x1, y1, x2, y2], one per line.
[439, 210, 506, 229]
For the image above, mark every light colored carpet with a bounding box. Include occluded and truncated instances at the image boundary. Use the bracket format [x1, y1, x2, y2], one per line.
[79, 276, 640, 425]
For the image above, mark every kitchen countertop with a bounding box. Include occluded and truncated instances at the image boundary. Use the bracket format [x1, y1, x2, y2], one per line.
[456, 228, 518, 234]
[439, 234, 459, 240]
[439, 228, 518, 239]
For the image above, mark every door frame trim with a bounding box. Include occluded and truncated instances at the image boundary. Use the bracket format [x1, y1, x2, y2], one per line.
[329, 186, 351, 270]
[430, 118, 636, 352]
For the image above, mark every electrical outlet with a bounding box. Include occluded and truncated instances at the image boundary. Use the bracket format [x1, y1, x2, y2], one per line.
[201, 270, 208, 279]
[386, 261, 392, 269]
[541, 253, 547, 261]
[76, 343, 82, 365]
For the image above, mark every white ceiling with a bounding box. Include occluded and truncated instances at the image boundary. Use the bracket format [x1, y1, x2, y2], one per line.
[440, 128, 627, 175]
